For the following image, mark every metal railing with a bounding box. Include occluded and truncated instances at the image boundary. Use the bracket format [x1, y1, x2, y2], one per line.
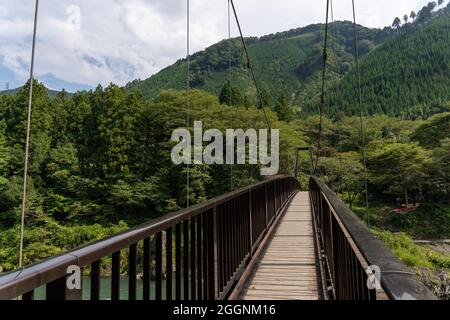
[0, 176, 299, 300]
[309, 177, 436, 300]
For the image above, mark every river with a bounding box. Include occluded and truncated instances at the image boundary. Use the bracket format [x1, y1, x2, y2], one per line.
[33, 276, 168, 300]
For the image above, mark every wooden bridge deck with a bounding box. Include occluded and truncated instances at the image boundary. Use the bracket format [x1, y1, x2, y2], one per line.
[238, 192, 319, 300]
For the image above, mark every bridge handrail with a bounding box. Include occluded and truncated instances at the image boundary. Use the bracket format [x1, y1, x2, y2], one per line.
[310, 177, 436, 300]
[0, 176, 300, 300]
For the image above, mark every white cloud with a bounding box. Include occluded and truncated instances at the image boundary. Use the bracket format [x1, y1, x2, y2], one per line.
[0, 0, 445, 89]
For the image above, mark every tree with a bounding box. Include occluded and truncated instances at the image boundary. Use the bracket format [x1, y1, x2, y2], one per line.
[411, 113, 450, 148]
[3, 80, 53, 176]
[319, 152, 364, 208]
[0, 120, 10, 221]
[410, 11, 417, 20]
[219, 81, 245, 107]
[368, 143, 431, 207]
[0, 120, 9, 189]
[260, 84, 272, 109]
[438, 0, 444, 7]
[417, 5, 433, 24]
[428, 1, 437, 10]
[179, 164, 212, 207]
[392, 17, 402, 29]
[92, 84, 144, 177]
[429, 138, 450, 202]
[403, 14, 409, 24]
[45, 142, 80, 193]
[274, 90, 294, 122]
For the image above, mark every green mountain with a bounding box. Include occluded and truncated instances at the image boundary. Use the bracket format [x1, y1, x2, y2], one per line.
[128, 21, 391, 104]
[128, 3, 450, 118]
[327, 4, 450, 117]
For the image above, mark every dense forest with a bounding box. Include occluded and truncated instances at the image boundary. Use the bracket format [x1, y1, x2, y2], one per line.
[0, 82, 303, 271]
[326, 2, 450, 116]
[0, 0, 449, 299]
[1, 82, 448, 276]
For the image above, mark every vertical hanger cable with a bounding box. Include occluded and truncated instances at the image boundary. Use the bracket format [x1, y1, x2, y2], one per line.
[186, 0, 190, 208]
[352, 0, 370, 226]
[19, 0, 39, 269]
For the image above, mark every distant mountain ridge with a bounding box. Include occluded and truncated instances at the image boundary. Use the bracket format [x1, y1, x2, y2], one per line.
[0, 73, 93, 96]
[0, 86, 68, 98]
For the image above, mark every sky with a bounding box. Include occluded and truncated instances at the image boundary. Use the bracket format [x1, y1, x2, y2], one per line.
[0, 0, 443, 91]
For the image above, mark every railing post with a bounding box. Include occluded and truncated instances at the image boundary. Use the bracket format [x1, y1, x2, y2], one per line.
[274, 181, 278, 215]
[329, 207, 338, 298]
[249, 188, 253, 252]
[22, 291, 34, 300]
[207, 207, 218, 300]
[264, 183, 268, 229]
[46, 272, 82, 300]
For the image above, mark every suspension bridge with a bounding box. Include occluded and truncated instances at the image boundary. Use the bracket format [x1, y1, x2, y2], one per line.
[0, 1, 438, 300]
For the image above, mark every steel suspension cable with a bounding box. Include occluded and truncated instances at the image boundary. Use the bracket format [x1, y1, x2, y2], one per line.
[352, 0, 370, 226]
[314, 0, 330, 174]
[186, 0, 190, 208]
[330, 0, 344, 192]
[19, 0, 39, 269]
[229, 0, 272, 132]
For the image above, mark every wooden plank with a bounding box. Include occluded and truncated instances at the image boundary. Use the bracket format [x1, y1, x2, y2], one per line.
[250, 273, 317, 278]
[242, 295, 301, 301]
[238, 192, 319, 301]
[246, 285, 318, 293]
[249, 279, 318, 283]
[240, 290, 318, 298]
[248, 272, 317, 277]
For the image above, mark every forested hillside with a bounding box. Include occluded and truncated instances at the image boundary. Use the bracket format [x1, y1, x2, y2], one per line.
[326, 3, 450, 116]
[128, 22, 390, 105]
[128, 2, 450, 119]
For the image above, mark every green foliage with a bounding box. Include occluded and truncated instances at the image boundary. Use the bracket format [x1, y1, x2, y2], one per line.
[368, 142, 431, 204]
[389, 204, 450, 239]
[429, 138, 450, 200]
[0, 120, 9, 189]
[219, 82, 247, 107]
[411, 113, 450, 148]
[405, 100, 450, 120]
[297, 112, 449, 240]
[274, 90, 294, 122]
[373, 230, 450, 270]
[0, 218, 129, 271]
[45, 142, 80, 192]
[319, 152, 364, 208]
